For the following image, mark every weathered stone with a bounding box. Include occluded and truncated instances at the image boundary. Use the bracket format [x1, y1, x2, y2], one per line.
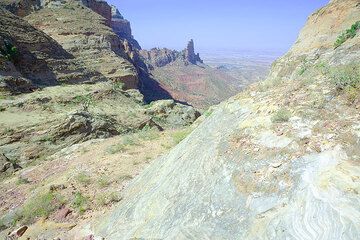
[110, 5, 141, 50]
[51, 111, 119, 144]
[145, 100, 201, 128]
[54, 207, 72, 221]
[139, 39, 203, 68]
[184, 39, 203, 65]
[25, 2, 139, 89]
[0, 8, 102, 91]
[6, 225, 27, 240]
[0, 153, 21, 174]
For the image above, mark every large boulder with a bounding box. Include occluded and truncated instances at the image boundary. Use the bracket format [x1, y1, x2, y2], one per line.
[145, 100, 201, 128]
[52, 111, 119, 144]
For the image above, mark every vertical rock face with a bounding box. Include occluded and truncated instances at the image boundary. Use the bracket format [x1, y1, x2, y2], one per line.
[184, 39, 203, 64]
[82, 0, 111, 26]
[111, 5, 141, 50]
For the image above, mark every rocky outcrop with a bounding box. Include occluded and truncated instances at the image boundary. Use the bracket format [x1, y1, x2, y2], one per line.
[0, 153, 21, 174]
[51, 111, 119, 143]
[24, 1, 139, 89]
[111, 5, 141, 50]
[0, 7, 102, 92]
[0, 0, 41, 17]
[90, 1, 360, 239]
[139, 39, 203, 69]
[268, 0, 360, 82]
[139, 48, 179, 69]
[138, 39, 240, 108]
[184, 39, 203, 65]
[145, 100, 201, 128]
[82, 0, 111, 26]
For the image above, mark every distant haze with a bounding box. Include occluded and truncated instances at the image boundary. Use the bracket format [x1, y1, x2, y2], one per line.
[108, 0, 328, 54]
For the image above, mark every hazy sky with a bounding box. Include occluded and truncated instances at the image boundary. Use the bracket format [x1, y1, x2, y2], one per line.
[107, 0, 329, 53]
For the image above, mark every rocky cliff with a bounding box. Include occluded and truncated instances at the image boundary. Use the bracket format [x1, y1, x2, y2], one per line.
[139, 39, 203, 69]
[0, 7, 102, 93]
[0, 0, 141, 90]
[24, 0, 139, 89]
[184, 39, 203, 65]
[111, 5, 141, 50]
[139, 40, 241, 109]
[90, 1, 360, 239]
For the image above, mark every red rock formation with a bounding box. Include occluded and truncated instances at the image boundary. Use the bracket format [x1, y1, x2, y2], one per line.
[139, 40, 203, 69]
[184, 39, 203, 64]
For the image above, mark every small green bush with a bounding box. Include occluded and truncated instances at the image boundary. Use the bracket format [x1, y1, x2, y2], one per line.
[97, 176, 110, 188]
[106, 135, 139, 154]
[329, 64, 360, 90]
[138, 129, 160, 141]
[112, 81, 125, 92]
[334, 21, 360, 48]
[0, 40, 18, 62]
[172, 128, 192, 144]
[75, 172, 92, 185]
[271, 108, 291, 123]
[74, 94, 94, 111]
[16, 191, 63, 224]
[72, 192, 88, 214]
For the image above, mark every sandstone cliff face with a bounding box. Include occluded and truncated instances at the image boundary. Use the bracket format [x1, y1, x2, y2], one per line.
[111, 5, 141, 50]
[25, 1, 139, 89]
[184, 39, 203, 65]
[90, 1, 360, 239]
[139, 48, 179, 69]
[139, 39, 203, 69]
[0, 7, 102, 93]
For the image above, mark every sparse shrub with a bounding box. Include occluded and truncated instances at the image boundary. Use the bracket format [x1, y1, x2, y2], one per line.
[271, 108, 291, 123]
[298, 59, 309, 76]
[16, 176, 30, 185]
[97, 176, 110, 188]
[75, 172, 92, 185]
[329, 64, 360, 90]
[108, 192, 122, 203]
[344, 86, 359, 104]
[72, 192, 88, 214]
[334, 21, 360, 48]
[118, 174, 133, 182]
[203, 108, 214, 117]
[17, 191, 63, 224]
[38, 134, 54, 143]
[172, 128, 192, 144]
[95, 192, 122, 207]
[138, 129, 160, 141]
[74, 94, 94, 111]
[112, 81, 125, 92]
[0, 40, 18, 63]
[106, 135, 139, 154]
